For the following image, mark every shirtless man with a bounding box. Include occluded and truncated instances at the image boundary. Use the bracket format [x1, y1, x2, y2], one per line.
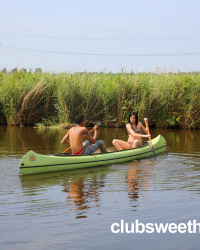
[61, 114, 107, 155]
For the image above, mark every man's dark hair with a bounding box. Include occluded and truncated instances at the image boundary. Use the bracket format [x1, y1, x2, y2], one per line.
[75, 114, 85, 124]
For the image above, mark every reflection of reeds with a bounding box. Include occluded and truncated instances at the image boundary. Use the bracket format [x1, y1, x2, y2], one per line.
[0, 71, 199, 129]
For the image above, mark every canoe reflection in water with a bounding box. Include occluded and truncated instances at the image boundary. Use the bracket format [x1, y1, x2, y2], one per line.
[20, 164, 154, 219]
[61, 166, 153, 218]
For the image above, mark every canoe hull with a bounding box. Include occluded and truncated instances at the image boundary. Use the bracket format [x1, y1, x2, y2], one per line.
[19, 135, 167, 175]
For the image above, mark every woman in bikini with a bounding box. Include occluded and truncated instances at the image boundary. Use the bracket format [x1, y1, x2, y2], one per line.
[112, 111, 151, 150]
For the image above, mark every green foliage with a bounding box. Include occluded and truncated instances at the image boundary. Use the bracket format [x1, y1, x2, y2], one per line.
[0, 71, 199, 129]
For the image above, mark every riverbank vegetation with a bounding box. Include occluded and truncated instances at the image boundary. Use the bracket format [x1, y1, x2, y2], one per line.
[0, 71, 199, 129]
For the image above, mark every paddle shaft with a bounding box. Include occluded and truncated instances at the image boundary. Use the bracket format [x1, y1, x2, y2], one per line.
[144, 119, 156, 160]
[62, 128, 95, 153]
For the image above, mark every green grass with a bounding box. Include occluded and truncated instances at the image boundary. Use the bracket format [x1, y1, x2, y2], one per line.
[0, 71, 199, 129]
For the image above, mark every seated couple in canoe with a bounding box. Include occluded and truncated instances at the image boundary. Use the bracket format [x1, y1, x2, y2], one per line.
[61, 112, 151, 155]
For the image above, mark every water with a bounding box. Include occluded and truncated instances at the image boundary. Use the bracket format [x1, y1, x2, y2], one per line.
[0, 126, 200, 250]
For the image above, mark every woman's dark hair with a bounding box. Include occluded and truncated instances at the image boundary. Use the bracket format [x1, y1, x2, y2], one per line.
[128, 111, 138, 126]
[75, 114, 85, 124]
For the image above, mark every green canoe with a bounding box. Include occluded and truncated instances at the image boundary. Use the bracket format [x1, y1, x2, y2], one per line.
[19, 134, 167, 175]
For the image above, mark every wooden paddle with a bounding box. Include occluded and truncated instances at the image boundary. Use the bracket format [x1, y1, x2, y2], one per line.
[62, 122, 101, 153]
[144, 118, 156, 161]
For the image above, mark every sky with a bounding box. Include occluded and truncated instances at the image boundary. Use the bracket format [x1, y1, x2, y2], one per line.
[0, 0, 200, 73]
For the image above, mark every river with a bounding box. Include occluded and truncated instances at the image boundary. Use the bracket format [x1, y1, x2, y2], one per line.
[0, 126, 200, 250]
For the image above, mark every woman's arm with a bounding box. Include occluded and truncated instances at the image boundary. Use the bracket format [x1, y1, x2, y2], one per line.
[126, 123, 150, 138]
[140, 121, 148, 134]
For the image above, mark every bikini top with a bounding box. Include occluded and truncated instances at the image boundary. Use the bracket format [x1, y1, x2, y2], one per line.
[126, 123, 141, 135]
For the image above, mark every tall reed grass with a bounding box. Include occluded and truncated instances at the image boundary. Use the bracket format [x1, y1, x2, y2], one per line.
[0, 71, 199, 129]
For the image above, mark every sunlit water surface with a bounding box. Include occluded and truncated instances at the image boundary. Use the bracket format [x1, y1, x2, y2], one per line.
[0, 126, 200, 250]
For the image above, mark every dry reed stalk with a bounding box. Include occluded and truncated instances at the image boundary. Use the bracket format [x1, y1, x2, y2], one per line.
[18, 80, 48, 125]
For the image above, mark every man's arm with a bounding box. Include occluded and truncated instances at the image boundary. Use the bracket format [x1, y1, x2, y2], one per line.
[92, 125, 98, 141]
[85, 127, 97, 144]
[61, 131, 70, 145]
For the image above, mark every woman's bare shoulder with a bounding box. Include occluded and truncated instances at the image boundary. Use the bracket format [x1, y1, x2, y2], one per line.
[138, 122, 143, 126]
